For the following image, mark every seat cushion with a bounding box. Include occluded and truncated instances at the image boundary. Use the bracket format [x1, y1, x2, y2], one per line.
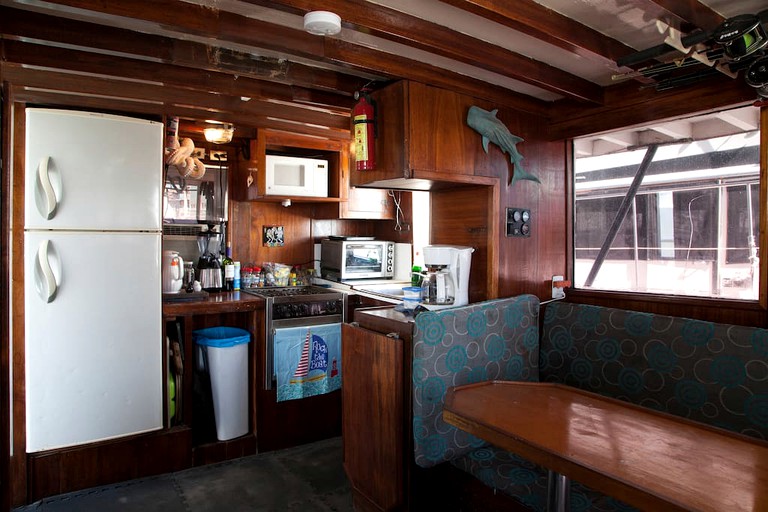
[412, 295, 540, 468]
[541, 301, 768, 440]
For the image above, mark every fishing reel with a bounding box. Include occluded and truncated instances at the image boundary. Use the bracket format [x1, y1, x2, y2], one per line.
[745, 53, 768, 99]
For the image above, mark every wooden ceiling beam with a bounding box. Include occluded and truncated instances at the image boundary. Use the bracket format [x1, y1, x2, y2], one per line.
[241, 0, 602, 104]
[2, 2, 547, 114]
[10, 87, 349, 139]
[0, 6, 367, 96]
[324, 39, 549, 116]
[1, 39, 354, 113]
[0, 64, 351, 130]
[438, 0, 637, 68]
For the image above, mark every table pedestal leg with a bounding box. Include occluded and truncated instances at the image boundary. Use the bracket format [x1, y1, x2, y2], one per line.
[546, 470, 571, 512]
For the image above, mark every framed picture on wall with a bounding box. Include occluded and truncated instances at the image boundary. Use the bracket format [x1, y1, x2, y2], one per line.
[263, 225, 284, 247]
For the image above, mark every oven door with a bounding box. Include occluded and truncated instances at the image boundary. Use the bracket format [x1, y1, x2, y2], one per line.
[267, 315, 342, 391]
[342, 242, 390, 279]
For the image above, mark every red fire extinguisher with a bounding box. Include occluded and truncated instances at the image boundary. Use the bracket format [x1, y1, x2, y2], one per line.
[352, 89, 376, 171]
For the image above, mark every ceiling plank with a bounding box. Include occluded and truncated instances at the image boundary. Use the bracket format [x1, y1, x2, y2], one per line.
[10, 88, 349, 139]
[644, 0, 725, 32]
[2, 1, 547, 113]
[0, 64, 351, 130]
[438, 0, 637, 68]
[242, 0, 603, 104]
[323, 39, 549, 116]
[1, 39, 354, 113]
[0, 6, 368, 96]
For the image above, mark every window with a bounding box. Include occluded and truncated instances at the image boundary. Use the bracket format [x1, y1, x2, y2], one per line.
[572, 106, 761, 300]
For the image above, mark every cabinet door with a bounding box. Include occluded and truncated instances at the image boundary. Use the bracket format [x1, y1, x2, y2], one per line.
[341, 187, 394, 219]
[341, 323, 404, 510]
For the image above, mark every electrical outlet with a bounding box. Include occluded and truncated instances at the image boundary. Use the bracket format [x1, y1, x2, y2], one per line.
[210, 150, 228, 161]
[552, 275, 566, 299]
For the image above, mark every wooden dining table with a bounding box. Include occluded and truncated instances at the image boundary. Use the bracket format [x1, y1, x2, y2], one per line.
[443, 381, 768, 512]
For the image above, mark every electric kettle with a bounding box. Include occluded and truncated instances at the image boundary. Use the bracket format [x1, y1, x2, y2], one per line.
[162, 250, 185, 294]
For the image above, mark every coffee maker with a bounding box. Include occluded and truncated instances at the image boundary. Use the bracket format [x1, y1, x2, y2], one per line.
[420, 245, 474, 310]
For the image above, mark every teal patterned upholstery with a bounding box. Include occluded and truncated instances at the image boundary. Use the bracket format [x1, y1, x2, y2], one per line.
[541, 301, 768, 440]
[412, 294, 540, 468]
[412, 298, 767, 512]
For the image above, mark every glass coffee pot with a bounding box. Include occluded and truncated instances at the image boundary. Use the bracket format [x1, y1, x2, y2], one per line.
[420, 265, 456, 306]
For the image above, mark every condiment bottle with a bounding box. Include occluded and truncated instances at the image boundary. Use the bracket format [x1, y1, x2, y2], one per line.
[233, 261, 241, 291]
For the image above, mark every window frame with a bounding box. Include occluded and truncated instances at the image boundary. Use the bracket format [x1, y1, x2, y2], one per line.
[565, 105, 768, 324]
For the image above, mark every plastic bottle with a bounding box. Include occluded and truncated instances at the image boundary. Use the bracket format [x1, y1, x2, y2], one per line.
[233, 261, 241, 291]
[242, 266, 252, 289]
[411, 265, 423, 286]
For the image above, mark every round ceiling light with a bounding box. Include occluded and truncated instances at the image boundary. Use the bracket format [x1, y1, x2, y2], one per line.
[303, 11, 341, 36]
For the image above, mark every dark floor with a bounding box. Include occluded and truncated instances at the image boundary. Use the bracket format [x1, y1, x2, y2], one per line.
[13, 437, 353, 512]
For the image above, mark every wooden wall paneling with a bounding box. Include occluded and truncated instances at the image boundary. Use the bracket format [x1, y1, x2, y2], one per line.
[1, 74, 12, 512]
[247, 202, 315, 268]
[564, 289, 768, 327]
[10, 101, 27, 507]
[430, 185, 498, 303]
[27, 428, 194, 503]
[498, 137, 569, 300]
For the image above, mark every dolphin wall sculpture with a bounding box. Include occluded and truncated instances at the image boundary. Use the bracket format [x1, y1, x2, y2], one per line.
[466, 105, 540, 186]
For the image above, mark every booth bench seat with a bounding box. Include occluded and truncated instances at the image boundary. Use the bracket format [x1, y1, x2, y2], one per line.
[412, 295, 768, 512]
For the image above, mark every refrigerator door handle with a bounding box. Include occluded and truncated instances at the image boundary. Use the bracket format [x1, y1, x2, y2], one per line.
[35, 239, 58, 303]
[36, 156, 58, 220]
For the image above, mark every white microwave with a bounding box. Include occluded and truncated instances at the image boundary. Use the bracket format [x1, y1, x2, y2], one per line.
[265, 154, 329, 197]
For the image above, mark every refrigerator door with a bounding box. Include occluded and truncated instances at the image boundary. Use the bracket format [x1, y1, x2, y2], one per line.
[24, 230, 162, 452]
[25, 108, 163, 231]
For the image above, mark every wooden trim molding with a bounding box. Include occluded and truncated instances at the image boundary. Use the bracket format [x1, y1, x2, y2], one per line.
[9, 99, 27, 506]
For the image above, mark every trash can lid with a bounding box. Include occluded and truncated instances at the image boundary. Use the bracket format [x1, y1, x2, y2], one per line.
[193, 326, 251, 347]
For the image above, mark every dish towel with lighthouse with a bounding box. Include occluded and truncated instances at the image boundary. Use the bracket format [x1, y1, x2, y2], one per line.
[273, 323, 342, 402]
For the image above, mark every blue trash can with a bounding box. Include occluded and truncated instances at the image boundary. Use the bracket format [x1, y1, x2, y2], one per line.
[193, 327, 250, 441]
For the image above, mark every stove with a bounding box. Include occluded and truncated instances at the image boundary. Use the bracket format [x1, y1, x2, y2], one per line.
[243, 286, 346, 389]
[244, 285, 340, 299]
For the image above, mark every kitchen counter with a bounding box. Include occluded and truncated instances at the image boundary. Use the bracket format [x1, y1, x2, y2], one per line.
[162, 290, 265, 317]
[353, 306, 414, 341]
[313, 277, 410, 305]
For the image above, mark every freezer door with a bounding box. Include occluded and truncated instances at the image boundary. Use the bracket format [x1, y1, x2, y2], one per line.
[24, 231, 162, 452]
[25, 108, 163, 231]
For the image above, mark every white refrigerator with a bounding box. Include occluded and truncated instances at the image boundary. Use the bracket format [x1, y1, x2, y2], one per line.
[24, 108, 164, 453]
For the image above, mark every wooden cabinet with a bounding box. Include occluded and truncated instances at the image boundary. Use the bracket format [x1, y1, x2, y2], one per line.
[351, 81, 500, 190]
[232, 129, 348, 203]
[342, 320, 407, 511]
[341, 187, 395, 219]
